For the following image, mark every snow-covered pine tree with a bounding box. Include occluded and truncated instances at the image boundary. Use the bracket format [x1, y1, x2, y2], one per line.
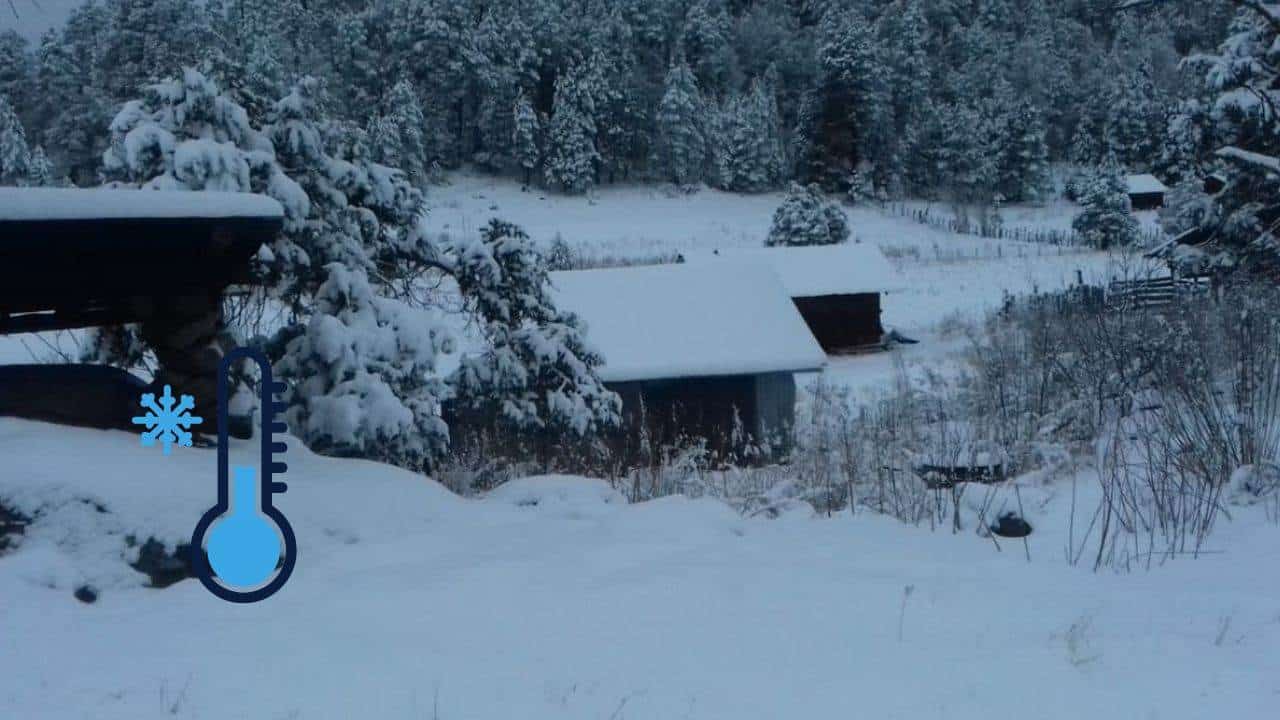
[27, 146, 55, 187]
[1105, 60, 1163, 169]
[511, 89, 540, 186]
[801, 7, 886, 190]
[715, 77, 784, 193]
[653, 60, 705, 186]
[0, 31, 32, 130]
[31, 2, 112, 185]
[997, 99, 1051, 203]
[1072, 163, 1140, 250]
[544, 60, 601, 194]
[449, 219, 620, 443]
[1172, 3, 1280, 274]
[765, 182, 850, 247]
[272, 263, 454, 470]
[369, 78, 430, 188]
[680, 0, 735, 98]
[878, 0, 931, 176]
[0, 94, 31, 185]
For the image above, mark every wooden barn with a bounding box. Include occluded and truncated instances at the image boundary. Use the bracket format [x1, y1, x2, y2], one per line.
[1125, 174, 1168, 210]
[0, 188, 283, 431]
[550, 262, 827, 457]
[680, 243, 903, 354]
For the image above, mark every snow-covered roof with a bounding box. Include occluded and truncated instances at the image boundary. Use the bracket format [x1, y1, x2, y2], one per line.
[550, 262, 826, 383]
[0, 188, 283, 222]
[1125, 174, 1168, 196]
[679, 242, 903, 297]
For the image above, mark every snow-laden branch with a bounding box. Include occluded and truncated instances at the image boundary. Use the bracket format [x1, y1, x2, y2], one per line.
[1216, 146, 1280, 175]
[1115, 1, 1280, 34]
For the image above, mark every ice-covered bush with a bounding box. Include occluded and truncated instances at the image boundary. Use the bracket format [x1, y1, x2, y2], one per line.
[765, 182, 850, 247]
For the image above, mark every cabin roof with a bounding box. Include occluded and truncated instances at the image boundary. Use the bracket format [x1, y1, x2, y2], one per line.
[0, 188, 283, 222]
[679, 242, 903, 298]
[550, 262, 827, 383]
[1125, 174, 1168, 196]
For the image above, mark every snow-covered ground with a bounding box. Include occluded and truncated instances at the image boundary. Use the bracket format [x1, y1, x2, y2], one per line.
[425, 173, 1157, 398]
[2, 417, 1278, 719]
[9, 178, 1267, 719]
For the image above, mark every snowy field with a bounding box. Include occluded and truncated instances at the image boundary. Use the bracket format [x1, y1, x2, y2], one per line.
[425, 173, 1152, 398]
[2, 418, 1278, 719]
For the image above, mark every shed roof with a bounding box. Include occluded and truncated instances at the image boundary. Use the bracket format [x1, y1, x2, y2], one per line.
[0, 188, 283, 222]
[550, 262, 827, 383]
[679, 242, 903, 298]
[1125, 174, 1168, 196]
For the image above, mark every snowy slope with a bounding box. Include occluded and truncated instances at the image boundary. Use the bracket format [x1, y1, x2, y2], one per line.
[2, 417, 1279, 719]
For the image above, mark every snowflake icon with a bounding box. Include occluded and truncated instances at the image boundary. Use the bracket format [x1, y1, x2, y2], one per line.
[131, 385, 204, 455]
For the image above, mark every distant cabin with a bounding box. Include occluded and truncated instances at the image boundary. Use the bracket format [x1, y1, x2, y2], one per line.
[550, 263, 826, 456]
[1125, 174, 1168, 211]
[680, 243, 903, 354]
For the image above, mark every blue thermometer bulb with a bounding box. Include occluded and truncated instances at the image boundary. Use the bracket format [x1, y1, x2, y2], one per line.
[190, 348, 297, 603]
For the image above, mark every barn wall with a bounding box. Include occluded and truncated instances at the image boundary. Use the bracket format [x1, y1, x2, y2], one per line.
[1129, 192, 1164, 211]
[610, 375, 756, 454]
[792, 293, 883, 353]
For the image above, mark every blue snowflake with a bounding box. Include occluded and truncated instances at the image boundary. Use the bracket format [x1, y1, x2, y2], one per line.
[131, 385, 204, 455]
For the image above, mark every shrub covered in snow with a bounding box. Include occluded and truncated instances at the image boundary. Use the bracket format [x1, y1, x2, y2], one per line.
[765, 182, 850, 247]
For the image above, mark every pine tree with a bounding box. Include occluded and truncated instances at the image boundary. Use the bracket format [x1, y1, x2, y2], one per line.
[27, 146, 56, 187]
[997, 100, 1051, 203]
[801, 7, 885, 190]
[450, 219, 620, 442]
[102, 68, 615, 470]
[654, 61, 705, 185]
[511, 89, 541, 186]
[544, 61, 600, 194]
[766, 183, 850, 247]
[369, 79, 430, 188]
[715, 77, 785, 193]
[1105, 61, 1163, 168]
[0, 31, 32, 130]
[1072, 163, 1140, 249]
[1176, 4, 1280, 274]
[680, 0, 734, 97]
[0, 94, 31, 185]
[273, 263, 454, 470]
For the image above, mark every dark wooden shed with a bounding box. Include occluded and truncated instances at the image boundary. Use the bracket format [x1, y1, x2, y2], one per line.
[1126, 174, 1168, 211]
[550, 263, 826, 458]
[681, 243, 902, 354]
[0, 188, 283, 428]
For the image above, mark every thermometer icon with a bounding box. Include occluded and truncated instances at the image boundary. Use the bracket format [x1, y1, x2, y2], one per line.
[190, 348, 297, 603]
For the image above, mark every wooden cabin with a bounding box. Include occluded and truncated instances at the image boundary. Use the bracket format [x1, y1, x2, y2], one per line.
[550, 263, 826, 457]
[1125, 174, 1168, 210]
[680, 243, 903, 354]
[0, 188, 283, 430]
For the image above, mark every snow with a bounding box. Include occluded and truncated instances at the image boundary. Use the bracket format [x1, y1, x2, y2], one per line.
[549, 262, 827, 383]
[1, 0, 82, 42]
[2, 416, 1280, 718]
[679, 242, 904, 297]
[1125, 173, 1168, 195]
[0, 188, 284, 221]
